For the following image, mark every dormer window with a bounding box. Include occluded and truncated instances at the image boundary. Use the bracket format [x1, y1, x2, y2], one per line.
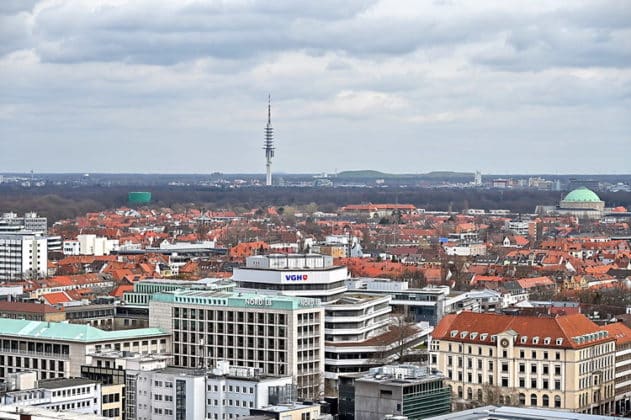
[521, 336, 528, 344]
[480, 333, 488, 341]
[451, 330, 458, 337]
[470, 332, 478, 340]
[461, 332, 468, 339]
[556, 338, 564, 345]
[533, 337, 539, 344]
[491, 335, 497, 343]
[544, 337, 551, 345]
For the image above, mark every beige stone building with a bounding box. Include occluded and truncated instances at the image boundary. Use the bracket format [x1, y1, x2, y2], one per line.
[430, 312, 616, 415]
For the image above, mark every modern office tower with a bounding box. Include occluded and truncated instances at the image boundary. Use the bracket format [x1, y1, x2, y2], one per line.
[149, 290, 324, 400]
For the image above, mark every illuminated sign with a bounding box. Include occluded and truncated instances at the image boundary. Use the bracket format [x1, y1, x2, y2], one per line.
[245, 297, 273, 306]
[285, 274, 309, 281]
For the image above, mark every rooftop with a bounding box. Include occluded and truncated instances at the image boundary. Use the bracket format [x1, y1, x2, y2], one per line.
[425, 405, 622, 420]
[0, 318, 169, 342]
[432, 311, 612, 349]
[562, 187, 602, 203]
[38, 377, 99, 390]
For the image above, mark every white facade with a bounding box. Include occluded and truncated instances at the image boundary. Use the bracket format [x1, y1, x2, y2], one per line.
[1, 376, 102, 416]
[233, 254, 349, 301]
[206, 361, 293, 419]
[77, 234, 118, 256]
[0, 233, 47, 281]
[135, 368, 206, 420]
[63, 240, 81, 256]
[149, 290, 324, 400]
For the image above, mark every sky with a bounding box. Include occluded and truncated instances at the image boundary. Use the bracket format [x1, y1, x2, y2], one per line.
[1, 0, 630, 175]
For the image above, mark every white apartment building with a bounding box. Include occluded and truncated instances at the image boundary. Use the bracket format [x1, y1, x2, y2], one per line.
[232, 254, 349, 302]
[0, 233, 47, 281]
[206, 360, 293, 420]
[149, 290, 324, 400]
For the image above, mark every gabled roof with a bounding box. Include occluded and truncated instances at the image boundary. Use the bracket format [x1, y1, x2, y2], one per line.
[601, 322, 631, 345]
[433, 311, 612, 349]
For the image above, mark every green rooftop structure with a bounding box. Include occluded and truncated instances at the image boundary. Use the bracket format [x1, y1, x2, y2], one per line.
[0, 318, 171, 379]
[128, 191, 151, 204]
[562, 187, 601, 202]
[0, 318, 168, 342]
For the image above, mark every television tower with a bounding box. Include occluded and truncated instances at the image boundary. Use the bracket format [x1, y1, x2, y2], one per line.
[263, 94, 275, 186]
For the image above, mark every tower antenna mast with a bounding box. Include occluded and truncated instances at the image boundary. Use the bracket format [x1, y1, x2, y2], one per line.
[263, 94, 275, 186]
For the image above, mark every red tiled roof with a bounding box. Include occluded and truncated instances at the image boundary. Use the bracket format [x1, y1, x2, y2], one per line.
[602, 322, 631, 345]
[433, 311, 612, 349]
[41, 291, 73, 305]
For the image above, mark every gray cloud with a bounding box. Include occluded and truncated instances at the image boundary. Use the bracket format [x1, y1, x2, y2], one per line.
[0, 0, 629, 174]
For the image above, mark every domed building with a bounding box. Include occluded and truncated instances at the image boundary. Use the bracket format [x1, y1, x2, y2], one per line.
[535, 186, 606, 219]
[557, 187, 605, 219]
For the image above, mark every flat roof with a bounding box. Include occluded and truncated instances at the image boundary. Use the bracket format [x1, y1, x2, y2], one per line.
[38, 377, 99, 389]
[426, 405, 623, 420]
[0, 318, 169, 343]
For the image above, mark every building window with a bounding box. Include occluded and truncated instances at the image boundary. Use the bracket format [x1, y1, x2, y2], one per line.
[542, 394, 549, 407]
[554, 395, 561, 408]
[530, 394, 538, 406]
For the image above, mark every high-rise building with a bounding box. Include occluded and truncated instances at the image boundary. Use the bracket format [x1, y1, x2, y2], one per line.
[0, 233, 47, 281]
[149, 290, 324, 400]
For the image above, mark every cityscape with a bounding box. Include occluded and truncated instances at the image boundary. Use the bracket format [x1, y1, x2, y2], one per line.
[1, 1, 631, 420]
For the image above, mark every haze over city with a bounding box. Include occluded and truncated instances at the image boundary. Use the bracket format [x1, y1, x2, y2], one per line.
[1, 0, 630, 174]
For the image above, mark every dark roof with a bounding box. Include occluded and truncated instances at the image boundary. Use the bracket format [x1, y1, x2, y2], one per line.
[38, 377, 99, 389]
[0, 301, 61, 314]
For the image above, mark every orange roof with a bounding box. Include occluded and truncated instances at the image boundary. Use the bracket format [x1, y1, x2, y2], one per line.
[41, 291, 72, 305]
[516, 276, 555, 289]
[110, 284, 134, 298]
[601, 322, 631, 345]
[433, 311, 612, 349]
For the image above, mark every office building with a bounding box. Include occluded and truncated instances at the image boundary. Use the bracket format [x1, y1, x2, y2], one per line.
[149, 290, 324, 399]
[206, 360, 294, 419]
[0, 233, 47, 281]
[0, 373, 102, 416]
[602, 322, 631, 415]
[0, 318, 170, 380]
[134, 367, 206, 420]
[339, 365, 451, 420]
[430, 312, 616, 415]
[232, 254, 349, 302]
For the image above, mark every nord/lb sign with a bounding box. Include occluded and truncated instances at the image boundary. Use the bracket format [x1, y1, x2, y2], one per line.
[285, 274, 309, 281]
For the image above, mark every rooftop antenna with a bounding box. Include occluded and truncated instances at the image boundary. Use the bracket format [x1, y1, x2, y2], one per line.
[263, 94, 275, 186]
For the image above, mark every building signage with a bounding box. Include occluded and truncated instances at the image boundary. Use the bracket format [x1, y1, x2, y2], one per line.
[299, 298, 319, 307]
[285, 274, 309, 281]
[245, 297, 273, 306]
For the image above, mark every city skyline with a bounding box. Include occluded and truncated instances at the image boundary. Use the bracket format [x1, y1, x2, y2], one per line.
[1, 0, 629, 174]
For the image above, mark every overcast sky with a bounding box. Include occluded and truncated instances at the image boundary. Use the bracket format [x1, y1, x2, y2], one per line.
[1, 0, 630, 174]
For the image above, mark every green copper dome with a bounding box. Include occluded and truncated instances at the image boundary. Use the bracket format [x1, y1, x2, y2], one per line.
[563, 187, 601, 202]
